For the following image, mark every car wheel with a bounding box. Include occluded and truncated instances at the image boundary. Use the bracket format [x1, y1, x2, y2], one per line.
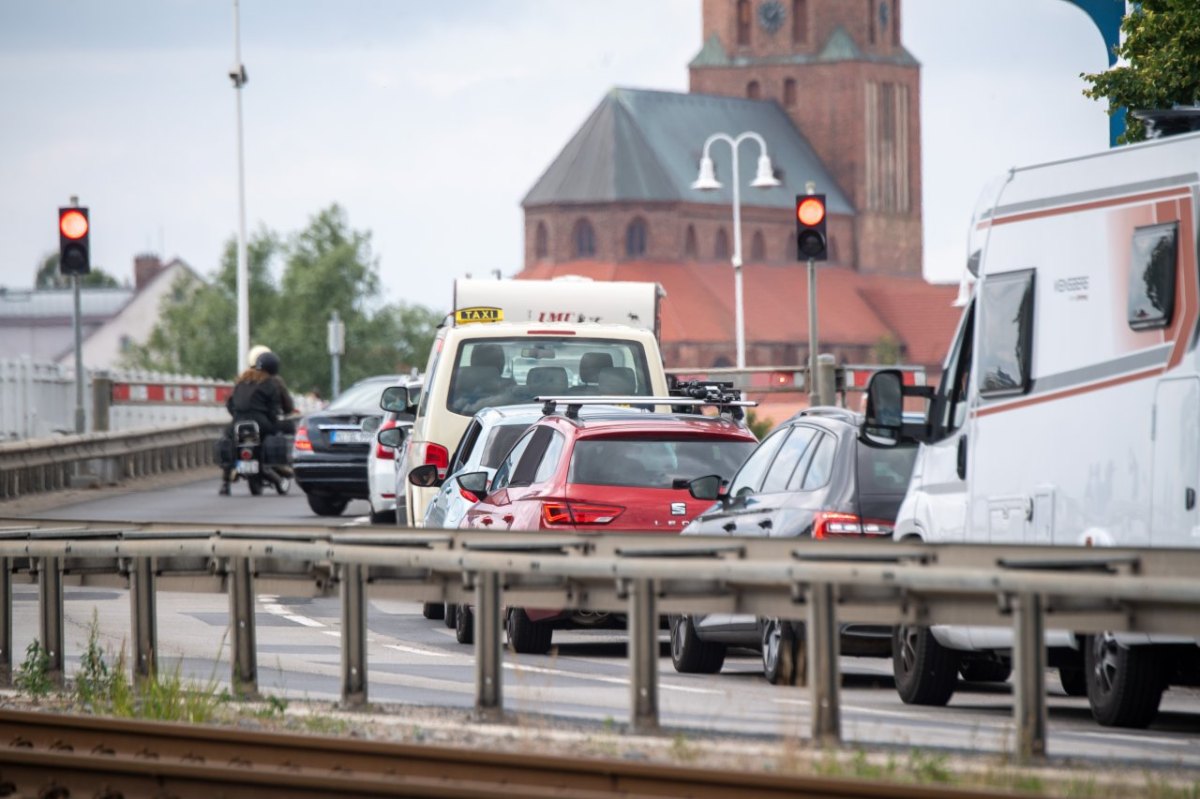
[761, 618, 803, 685]
[1059, 666, 1088, 697]
[893, 624, 959, 706]
[444, 603, 458, 629]
[1085, 633, 1164, 727]
[369, 508, 396, 524]
[506, 608, 553, 655]
[248, 476, 264, 496]
[670, 615, 725, 674]
[959, 657, 1011, 683]
[455, 603, 474, 645]
[306, 493, 348, 517]
[422, 602, 445, 620]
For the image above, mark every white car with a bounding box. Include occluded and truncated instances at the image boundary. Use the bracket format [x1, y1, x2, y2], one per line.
[367, 413, 413, 524]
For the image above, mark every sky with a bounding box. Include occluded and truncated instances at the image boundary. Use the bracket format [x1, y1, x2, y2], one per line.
[0, 1, 1113, 313]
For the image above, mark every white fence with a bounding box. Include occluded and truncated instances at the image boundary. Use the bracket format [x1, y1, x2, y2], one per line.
[0, 358, 323, 441]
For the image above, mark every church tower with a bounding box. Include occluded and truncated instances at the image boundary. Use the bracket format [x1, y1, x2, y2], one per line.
[689, 0, 922, 275]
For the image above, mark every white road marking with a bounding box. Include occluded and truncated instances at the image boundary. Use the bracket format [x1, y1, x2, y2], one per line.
[504, 662, 723, 695]
[1070, 730, 1190, 747]
[341, 516, 371, 527]
[258, 596, 326, 628]
[385, 643, 452, 658]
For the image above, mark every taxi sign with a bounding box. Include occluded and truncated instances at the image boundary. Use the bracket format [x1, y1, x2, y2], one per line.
[454, 306, 503, 325]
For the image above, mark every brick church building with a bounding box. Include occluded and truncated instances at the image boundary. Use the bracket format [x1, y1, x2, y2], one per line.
[518, 0, 959, 372]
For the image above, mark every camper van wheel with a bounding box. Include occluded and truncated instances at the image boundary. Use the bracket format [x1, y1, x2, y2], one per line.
[1085, 633, 1165, 727]
[444, 603, 457, 628]
[893, 624, 959, 706]
[1059, 666, 1087, 697]
[455, 604, 474, 645]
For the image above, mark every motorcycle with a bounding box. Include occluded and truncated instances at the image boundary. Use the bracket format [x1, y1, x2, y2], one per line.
[226, 420, 291, 496]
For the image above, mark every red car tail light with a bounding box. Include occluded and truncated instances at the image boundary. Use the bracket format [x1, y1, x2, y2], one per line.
[414, 441, 450, 478]
[541, 501, 624, 527]
[374, 419, 398, 461]
[812, 511, 894, 539]
[293, 426, 313, 452]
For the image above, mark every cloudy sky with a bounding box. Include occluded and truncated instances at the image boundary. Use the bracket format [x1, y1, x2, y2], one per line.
[0, 1, 1112, 311]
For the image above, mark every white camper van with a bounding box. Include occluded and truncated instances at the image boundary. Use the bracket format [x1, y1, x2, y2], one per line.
[864, 127, 1200, 728]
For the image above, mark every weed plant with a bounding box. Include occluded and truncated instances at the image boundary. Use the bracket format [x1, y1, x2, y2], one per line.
[14, 639, 51, 699]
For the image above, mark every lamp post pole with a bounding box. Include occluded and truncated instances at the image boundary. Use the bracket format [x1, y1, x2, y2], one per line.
[231, 0, 250, 372]
[805, 180, 819, 406]
[692, 132, 780, 370]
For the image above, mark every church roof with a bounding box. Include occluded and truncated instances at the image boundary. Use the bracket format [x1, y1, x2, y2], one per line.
[688, 29, 919, 69]
[522, 87, 854, 214]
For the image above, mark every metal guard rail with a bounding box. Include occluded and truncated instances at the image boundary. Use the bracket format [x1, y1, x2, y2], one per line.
[3, 520, 1199, 764]
[0, 421, 225, 500]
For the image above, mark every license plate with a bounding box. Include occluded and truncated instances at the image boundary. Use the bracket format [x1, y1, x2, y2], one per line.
[236, 460, 260, 475]
[331, 430, 369, 444]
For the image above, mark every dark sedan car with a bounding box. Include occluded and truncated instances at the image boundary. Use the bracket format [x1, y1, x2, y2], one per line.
[671, 407, 918, 683]
[294, 375, 410, 517]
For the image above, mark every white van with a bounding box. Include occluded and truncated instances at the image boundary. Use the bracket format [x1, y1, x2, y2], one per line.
[864, 126, 1200, 728]
[400, 299, 671, 528]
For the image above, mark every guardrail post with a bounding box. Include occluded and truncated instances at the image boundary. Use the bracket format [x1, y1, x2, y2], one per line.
[807, 581, 840, 745]
[38, 556, 65, 688]
[0, 557, 10, 686]
[229, 556, 258, 698]
[1013, 592, 1047, 762]
[130, 556, 157, 684]
[92, 374, 112, 433]
[340, 563, 367, 708]
[628, 577, 659, 732]
[474, 571, 503, 720]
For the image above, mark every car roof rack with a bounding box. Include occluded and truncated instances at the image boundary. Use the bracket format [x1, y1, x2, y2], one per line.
[535, 392, 757, 421]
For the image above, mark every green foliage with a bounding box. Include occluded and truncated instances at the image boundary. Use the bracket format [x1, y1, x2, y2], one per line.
[15, 639, 51, 698]
[75, 612, 117, 707]
[872, 333, 902, 365]
[35, 253, 120, 289]
[1081, 0, 1200, 143]
[127, 204, 442, 394]
[745, 409, 774, 439]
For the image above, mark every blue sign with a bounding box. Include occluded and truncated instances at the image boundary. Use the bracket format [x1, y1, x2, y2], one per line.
[1062, 0, 1127, 145]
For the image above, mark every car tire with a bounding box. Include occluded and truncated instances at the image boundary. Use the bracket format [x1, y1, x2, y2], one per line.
[506, 608, 553, 655]
[369, 508, 396, 524]
[1059, 666, 1088, 697]
[455, 604, 474, 645]
[1085, 633, 1165, 728]
[893, 624, 959, 706]
[306, 493, 348, 517]
[444, 603, 458, 629]
[422, 602, 445, 621]
[959, 657, 1011, 683]
[761, 618, 803, 685]
[248, 476, 264, 496]
[670, 615, 725, 674]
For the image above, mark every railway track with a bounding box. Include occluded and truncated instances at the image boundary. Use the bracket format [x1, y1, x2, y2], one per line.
[0, 709, 1015, 799]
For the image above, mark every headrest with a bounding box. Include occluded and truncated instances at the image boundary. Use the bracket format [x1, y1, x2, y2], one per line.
[470, 344, 506, 371]
[579, 352, 614, 383]
[525, 366, 568, 395]
[454, 365, 500, 394]
[597, 366, 635, 396]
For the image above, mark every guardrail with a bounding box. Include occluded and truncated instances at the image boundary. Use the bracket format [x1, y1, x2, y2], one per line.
[0, 421, 225, 500]
[2, 520, 1198, 764]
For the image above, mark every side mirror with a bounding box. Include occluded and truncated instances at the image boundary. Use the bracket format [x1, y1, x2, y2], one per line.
[408, 463, 443, 488]
[688, 474, 725, 502]
[381, 385, 409, 413]
[361, 415, 382, 435]
[406, 384, 422, 412]
[863, 369, 904, 447]
[457, 470, 489, 498]
[377, 426, 404, 449]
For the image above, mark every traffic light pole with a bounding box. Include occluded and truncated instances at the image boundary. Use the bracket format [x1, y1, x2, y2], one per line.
[72, 273, 85, 434]
[807, 257, 818, 408]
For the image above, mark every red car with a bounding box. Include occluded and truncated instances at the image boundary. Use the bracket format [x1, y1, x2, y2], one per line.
[456, 402, 757, 653]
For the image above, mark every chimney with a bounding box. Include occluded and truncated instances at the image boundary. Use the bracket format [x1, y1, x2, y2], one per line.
[134, 253, 164, 291]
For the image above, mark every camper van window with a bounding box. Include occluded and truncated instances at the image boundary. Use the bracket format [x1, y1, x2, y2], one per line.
[1127, 222, 1178, 331]
[934, 304, 974, 435]
[978, 270, 1034, 398]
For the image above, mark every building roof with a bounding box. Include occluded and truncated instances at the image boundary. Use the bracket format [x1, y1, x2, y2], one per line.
[522, 87, 853, 214]
[518, 261, 959, 369]
[0, 286, 134, 321]
[689, 27, 919, 69]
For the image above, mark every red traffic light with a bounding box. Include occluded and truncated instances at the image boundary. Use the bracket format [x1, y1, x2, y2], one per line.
[60, 209, 89, 240]
[796, 197, 825, 227]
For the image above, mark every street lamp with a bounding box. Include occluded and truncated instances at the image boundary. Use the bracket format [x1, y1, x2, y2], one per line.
[230, 0, 250, 373]
[691, 132, 780, 370]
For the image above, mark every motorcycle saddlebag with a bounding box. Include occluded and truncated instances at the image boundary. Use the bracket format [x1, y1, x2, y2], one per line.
[214, 434, 235, 468]
[263, 433, 293, 466]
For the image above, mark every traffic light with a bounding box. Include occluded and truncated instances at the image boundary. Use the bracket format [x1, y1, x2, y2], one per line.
[795, 194, 827, 262]
[58, 207, 91, 275]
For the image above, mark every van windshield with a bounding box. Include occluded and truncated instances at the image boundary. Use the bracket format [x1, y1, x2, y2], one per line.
[446, 337, 652, 416]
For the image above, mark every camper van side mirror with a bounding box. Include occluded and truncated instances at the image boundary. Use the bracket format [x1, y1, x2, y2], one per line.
[863, 370, 904, 447]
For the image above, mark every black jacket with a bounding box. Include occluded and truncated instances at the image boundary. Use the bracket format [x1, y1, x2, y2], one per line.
[227, 371, 294, 435]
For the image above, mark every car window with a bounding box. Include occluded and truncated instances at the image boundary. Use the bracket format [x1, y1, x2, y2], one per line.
[450, 420, 482, 474]
[569, 436, 755, 488]
[532, 430, 566, 483]
[800, 434, 836, 490]
[509, 426, 554, 487]
[760, 425, 817, 494]
[480, 422, 535, 468]
[326, 380, 389, 413]
[857, 441, 918, 494]
[727, 427, 789, 498]
[490, 428, 536, 491]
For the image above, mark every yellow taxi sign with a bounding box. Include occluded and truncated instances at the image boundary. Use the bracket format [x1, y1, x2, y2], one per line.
[454, 306, 504, 325]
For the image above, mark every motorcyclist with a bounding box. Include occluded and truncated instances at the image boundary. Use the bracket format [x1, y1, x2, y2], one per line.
[219, 351, 296, 495]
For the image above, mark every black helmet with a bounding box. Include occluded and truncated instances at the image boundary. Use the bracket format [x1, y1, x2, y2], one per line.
[255, 351, 281, 376]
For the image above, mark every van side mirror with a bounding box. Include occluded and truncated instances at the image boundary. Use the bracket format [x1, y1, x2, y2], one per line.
[457, 470, 489, 498]
[377, 426, 404, 449]
[863, 370, 904, 447]
[688, 474, 726, 503]
[406, 384, 422, 412]
[381, 386, 409, 413]
[408, 463, 443, 488]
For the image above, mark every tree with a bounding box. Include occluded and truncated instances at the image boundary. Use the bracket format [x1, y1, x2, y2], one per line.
[35, 253, 120, 289]
[1082, 0, 1200, 143]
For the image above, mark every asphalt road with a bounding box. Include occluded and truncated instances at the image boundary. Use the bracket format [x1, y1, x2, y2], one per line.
[10, 476, 1200, 769]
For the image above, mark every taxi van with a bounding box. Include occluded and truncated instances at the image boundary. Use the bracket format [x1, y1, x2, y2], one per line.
[398, 304, 671, 525]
